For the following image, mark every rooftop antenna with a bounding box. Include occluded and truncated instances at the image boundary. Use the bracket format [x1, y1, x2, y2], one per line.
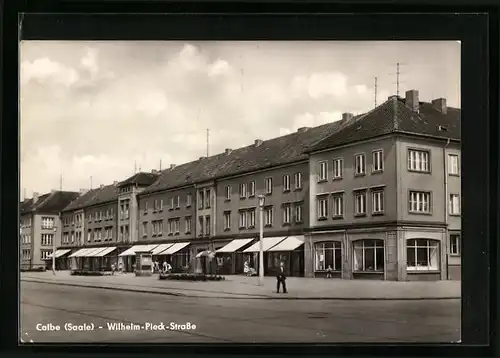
[389, 62, 407, 97]
[90, 176, 93, 190]
[159, 159, 162, 171]
[374, 77, 378, 108]
[206, 129, 210, 157]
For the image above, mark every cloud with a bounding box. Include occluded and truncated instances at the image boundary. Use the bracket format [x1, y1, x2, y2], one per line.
[21, 57, 79, 87]
[80, 47, 99, 76]
[291, 72, 349, 99]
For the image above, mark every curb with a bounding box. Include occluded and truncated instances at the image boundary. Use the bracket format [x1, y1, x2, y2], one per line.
[21, 279, 461, 301]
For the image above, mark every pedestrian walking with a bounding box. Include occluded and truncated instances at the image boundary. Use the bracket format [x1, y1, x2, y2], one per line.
[326, 265, 333, 278]
[118, 261, 123, 274]
[111, 263, 116, 275]
[276, 261, 287, 293]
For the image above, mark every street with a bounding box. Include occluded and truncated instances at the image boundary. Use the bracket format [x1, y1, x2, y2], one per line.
[21, 281, 461, 343]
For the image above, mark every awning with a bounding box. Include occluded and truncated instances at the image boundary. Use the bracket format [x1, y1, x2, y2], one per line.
[47, 249, 71, 259]
[196, 250, 215, 258]
[118, 244, 159, 256]
[216, 238, 254, 253]
[93, 247, 117, 257]
[158, 242, 190, 255]
[84, 247, 107, 257]
[69, 248, 92, 258]
[268, 236, 305, 252]
[243, 237, 287, 253]
[151, 243, 174, 255]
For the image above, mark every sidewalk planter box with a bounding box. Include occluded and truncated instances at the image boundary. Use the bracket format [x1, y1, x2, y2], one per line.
[159, 273, 226, 281]
[20, 267, 46, 272]
[135, 251, 153, 277]
[71, 270, 106, 276]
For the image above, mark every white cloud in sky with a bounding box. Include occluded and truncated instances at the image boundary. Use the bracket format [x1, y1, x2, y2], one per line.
[19, 41, 460, 196]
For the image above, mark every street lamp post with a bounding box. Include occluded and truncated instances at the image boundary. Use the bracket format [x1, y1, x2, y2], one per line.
[52, 226, 57, 275]
[258, 195, 265, 286]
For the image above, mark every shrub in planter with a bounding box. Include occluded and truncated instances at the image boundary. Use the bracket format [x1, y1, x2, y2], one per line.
[71, 270, 105, 276]
[158, 273, 226, 281]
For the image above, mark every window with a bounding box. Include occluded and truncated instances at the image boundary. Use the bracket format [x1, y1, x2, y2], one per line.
[294, 172, 303, 190]
[406, 239, 440, 271]
[88, 214, 92, 222]
[41, 234, 54, 246]
[408, 149, 430, 172]
[205, 216, 210, 236]
[198, 216, 204, 236]
[159, 200, 164, 211]
[186, 193, 192, 207]
[104, 229, 109, 240]
[142, 222, 148, 237]
[225, 186, 232, 200]
[153, 220, 163, 236]
[168, 220, 175, 235]
[239, 211, 247, 229]
[354, 191, 367, 216]
[354, 154, 366, 175]
[295, 205, 303, 223]
[143, 202, 148, 215]
[185, 216, 192, 234]
[449, 194, 460, 215]
[317, 196, 328, 219]
[409, 191, 431, 213]
[171, 197, 175, 210]
[264, 206, 274, 226]
[41, 217, 55, 229]
[175, 219, 180, 234]
[353, 239, 385, 272]
[248, 209, 256, 228]
[110, 208, 114, 218]
[283, 204, 291, 224]
[204, 190, 210, 208]
[315, 242, 342, 271]
[154, 200, 159, 212]
[40, 250, 52, 261]
[248, 181, 256, 197]
[448, 154, 459, 175]
[283, 175, 291, 192]
[372, 150, 383, 172]
[224, 212, 231, 230]
[450, 234, 460, 255]
[372, 190, 385, 214]
[333, 158, 343, 179]
[87, 230, 91, 242]
[332, 194, 344, 218]
[318, 161, 328, 182]
[71, 232, 75, 243]
[239, 183, 247, 198]
[265, 177, 273, 194]
[176, 195, 181, 209]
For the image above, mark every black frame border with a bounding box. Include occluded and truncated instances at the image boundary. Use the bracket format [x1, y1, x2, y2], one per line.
[1, 3, 498, 357]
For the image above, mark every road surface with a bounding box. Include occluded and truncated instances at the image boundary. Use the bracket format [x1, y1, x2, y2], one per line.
[20, 281, 461, 343]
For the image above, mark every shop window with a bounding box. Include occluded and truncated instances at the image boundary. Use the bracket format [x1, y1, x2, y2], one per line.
[315, 241, 342, 271]
[406, 239, 440, 271]
[353, 239, 384, 272]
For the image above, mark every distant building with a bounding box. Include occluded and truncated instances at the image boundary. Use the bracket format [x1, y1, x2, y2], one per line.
[20, 190, 80, 270]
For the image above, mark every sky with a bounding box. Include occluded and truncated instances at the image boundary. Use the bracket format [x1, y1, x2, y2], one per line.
[20, 41, 460, 197]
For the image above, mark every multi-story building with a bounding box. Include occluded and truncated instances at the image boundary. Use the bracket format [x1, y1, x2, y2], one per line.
[20, 190, 80, 270]
[305, 90, 461, 281]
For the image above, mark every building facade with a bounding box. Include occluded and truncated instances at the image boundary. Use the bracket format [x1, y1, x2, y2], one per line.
[20, 190, 80, 270]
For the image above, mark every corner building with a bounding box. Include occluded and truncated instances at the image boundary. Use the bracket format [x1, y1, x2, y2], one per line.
[305, 90, 461, 281]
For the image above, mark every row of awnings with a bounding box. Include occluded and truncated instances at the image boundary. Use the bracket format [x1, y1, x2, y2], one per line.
[50, 236, 304, 260]
[216, 236, 305, 254]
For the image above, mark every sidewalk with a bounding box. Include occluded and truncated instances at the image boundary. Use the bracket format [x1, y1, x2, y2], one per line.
[21, 271, 461, 300]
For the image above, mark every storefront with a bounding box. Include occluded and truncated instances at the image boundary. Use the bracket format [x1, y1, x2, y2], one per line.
[157, 242, 191, 272]
[215, 238, 254, 275]
[86, 247, 118, 271]
[47, 249, 72, 270]
[118, 244, 159, 272]
[151, 243, 174, 272]
[267, 236, 305, 277]
[242, 236, 287, 276]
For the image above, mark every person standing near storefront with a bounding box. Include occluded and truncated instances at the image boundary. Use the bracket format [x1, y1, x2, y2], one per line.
[276, 261, 287, 293]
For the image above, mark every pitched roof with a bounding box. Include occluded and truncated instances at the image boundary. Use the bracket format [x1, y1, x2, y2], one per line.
[117, 172, 159, 188]
[62, 184, 119, 212]
[20, 191, 79, 215]
[308, 96, 461, 153]
[140, 119, 354, 195]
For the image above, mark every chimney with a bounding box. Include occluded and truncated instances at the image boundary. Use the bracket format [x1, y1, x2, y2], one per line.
[297, 127, 310, 133]
[170, 164, 176, 170]
[151, 169, 158, 174]
[405, 90, 420, 112]
[432, 98, 447, 114]
[199, 156, 206, 160]
[113, 181, 118, 185]
[51, 189, 57, 194]
[342, 113, 354, 121]
[254, 139, 263, 147]
[225, 148, 233, 155]
[99, 184, 104, 189]
[33, 192, 39, 203]
[79, 188, 88, 194]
